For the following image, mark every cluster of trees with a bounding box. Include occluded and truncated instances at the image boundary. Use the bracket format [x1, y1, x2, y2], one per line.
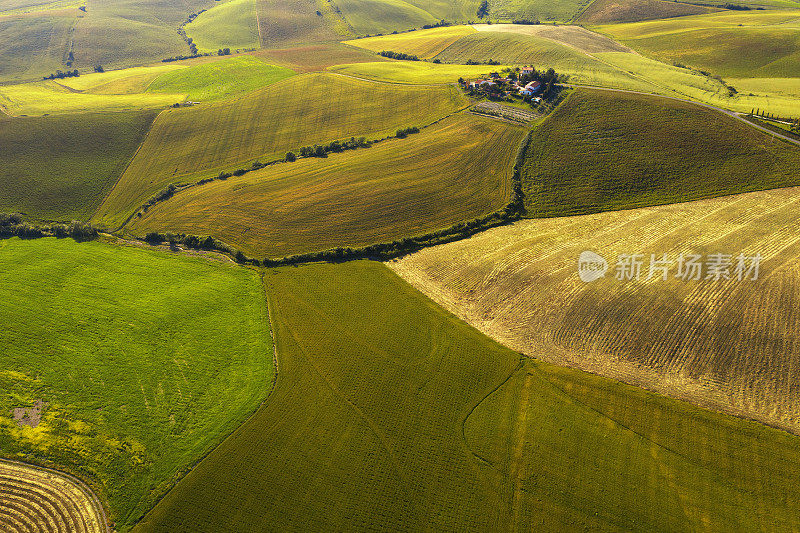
[176, 9, 206, 55]
[512, 19, 540, 24]
[378, 50, 420, 61]
[422, 19, 450, 29]
[395, 126, 420, 138]
[217, 48, 231, 56]
[0, 214, 98, 242]
[140, 184, 178, 215]
[465, 59, 501, 65]
[43, 70, 79, 80]
[477, 0, 489, 18]
[297, 137, 371, 159]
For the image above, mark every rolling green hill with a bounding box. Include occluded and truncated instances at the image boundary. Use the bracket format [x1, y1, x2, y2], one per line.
[93, 72, 468, 229]
[0, 110, 156, 221]
[184, 0, 259, 52]
[594, 10, 800, 78]
[132, 260, 800, 531]
[0, 11, 75, 82]
[127, 113, 525, 258]
[69, 0, 215, 71]
[520, 89, 800, 217]
[0, 237, 273, 531]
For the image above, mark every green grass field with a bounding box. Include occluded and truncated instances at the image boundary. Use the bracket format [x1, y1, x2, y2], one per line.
[595, 10, 800, 78]
[93, 72, 468, 229]
[0, 110, 155, 220]
[57, 63, 186, 93]
[184, 0, 259, 52]
[130, 260, 800, 531]
[576, 0, 717, 24]
[127, 113, 524, 258]
[0, 237, 273, 531]
[0, 0, 84, 15]
[146, 55, 294, 100]
[520, 89, 800, 217]
[0, 80, 181, 115]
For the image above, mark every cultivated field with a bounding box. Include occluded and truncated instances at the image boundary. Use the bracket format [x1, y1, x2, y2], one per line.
[0, 459, 107, 533]
[344, 23, 800, 115]
[68, 0, 214, 72]
[185, 0, 259, 52]
[389, 184, 800, 434]
[0, 111, 155, 220]
[128, 113, 525, 258]
[0, 11, 75, 82]
[0, 237, 273, 529]
[146, 55, 294, 100]
[576, 0, 717, 24]
[520, 89, 800, 217]
[93, 72, 468, 229]
[594, 10, 800, 78]
[343, 25, 477, 59]
[134, 261, 800, 531]
[0, 80, 181, 116]
[335, 0, 436, 34]
[256, 0, 345, 46]
[328, 60, 516, 84]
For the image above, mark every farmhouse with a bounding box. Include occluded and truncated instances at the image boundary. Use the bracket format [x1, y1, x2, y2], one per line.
[469, 79, 497, 89]
[519, 81, 542, 96]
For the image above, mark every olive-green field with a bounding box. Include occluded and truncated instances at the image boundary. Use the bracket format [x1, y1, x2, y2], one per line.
[132, 261, 800, 532]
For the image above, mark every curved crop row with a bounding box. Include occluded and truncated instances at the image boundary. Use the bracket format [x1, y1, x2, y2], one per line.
[0, 459, 107, 533]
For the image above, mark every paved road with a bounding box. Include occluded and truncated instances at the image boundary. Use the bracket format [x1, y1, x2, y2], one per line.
[562, 84, 800, 148]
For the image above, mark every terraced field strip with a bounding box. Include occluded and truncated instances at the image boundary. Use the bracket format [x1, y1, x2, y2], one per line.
[0, 459, 108, 533]
[389, 185, 800, 434]
[93, 71, 468, 229]
[127, 112, 525, 258]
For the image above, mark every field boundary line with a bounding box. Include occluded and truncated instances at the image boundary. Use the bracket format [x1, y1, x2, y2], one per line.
[92, 108, 167, 231]
[0, 457, 111, 533]
[254, 0, 263, 48]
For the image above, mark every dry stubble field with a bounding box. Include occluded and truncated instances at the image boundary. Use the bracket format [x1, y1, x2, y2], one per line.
[389, 186, 800, 433]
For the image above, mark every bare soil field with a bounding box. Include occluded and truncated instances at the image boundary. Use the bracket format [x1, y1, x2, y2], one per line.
[0, 459, 108, 533]
[389, 186, 800, 434]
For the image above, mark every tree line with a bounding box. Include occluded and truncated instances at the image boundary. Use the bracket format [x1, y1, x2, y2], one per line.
[379, 51, 420, 61]
[0, 214, 98, 242]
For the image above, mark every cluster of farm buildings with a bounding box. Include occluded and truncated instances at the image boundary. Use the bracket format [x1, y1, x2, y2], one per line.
[463, 67, 543, 99]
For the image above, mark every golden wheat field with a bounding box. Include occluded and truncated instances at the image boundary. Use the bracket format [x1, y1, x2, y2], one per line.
[389, 185, 800, 434]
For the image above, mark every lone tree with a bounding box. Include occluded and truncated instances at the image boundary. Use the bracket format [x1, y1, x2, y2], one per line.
[477, 0, 489, 18]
